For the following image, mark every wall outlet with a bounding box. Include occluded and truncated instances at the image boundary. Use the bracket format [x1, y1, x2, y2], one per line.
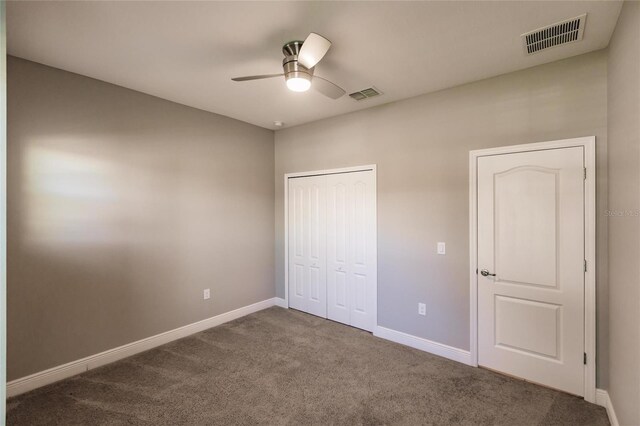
[437, 242, 446, 255]
[418, 303, 426, 316]
[203, 289, 211, 300]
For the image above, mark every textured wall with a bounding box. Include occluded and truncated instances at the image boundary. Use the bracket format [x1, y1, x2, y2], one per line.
[607, 2, 640, 424]
[275, 51, 609, 386]
[7, 57, 275, 380]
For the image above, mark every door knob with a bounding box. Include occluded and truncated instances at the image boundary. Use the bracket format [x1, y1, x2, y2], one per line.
[480, 269, 496, 277]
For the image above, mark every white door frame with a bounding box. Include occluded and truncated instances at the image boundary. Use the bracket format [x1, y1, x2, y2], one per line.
[284, 164, 377, 329]
[469, 136, 596, 403]
[1, 0, 7, 417]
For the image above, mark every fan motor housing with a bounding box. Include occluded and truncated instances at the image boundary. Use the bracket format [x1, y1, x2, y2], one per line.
[282, 40, 313, 80]
[283, 55, 314, 80]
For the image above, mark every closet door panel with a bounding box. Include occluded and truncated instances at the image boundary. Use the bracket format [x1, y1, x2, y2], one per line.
[305, 178, 327, 317]
[327, 171, 376, 331]
[288, 175, 327, 318]
[349, 172, 376, 332]
[327, 176, 350, 325]
[288, 180, 307, 312]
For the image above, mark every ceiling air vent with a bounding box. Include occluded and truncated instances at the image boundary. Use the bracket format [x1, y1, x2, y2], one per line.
[521, 13, 587, 55]
[349, 87, 381, 101]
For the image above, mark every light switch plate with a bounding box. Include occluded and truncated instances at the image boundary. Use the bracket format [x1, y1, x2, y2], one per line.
[437, 242, 446, 255]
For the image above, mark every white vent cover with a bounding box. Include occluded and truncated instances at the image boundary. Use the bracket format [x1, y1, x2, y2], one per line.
[349, 87, 382, 101]
[521, 14, 587, 55]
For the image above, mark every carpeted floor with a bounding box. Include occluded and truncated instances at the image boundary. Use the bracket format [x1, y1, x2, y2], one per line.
[7, 307, 608, 425]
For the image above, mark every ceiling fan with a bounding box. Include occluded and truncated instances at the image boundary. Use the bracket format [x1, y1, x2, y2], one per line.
[231, 33, 346, 99]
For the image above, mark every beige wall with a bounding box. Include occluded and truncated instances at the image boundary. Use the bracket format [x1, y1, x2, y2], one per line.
[7, 57, 275, 381]
[7, 44, 617, 394]
[607, 2, 640, 424]
[275, 51, 609, 386]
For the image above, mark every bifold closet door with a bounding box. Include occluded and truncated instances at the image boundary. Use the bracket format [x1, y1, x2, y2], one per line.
[326, 171, 376, 332]
[288, 175, 327, 318]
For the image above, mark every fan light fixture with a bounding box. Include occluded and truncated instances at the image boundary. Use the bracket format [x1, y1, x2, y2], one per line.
[286, 75, 311, 92]
[232, 33, 346, 99]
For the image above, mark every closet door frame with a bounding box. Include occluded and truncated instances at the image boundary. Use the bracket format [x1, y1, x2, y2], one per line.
[284, 165, 377, 329]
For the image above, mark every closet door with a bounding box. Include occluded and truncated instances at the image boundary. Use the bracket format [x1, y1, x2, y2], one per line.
[327, 171, 376, 331]
[326, 175, 350, 325]
[288, 175, 327, 318]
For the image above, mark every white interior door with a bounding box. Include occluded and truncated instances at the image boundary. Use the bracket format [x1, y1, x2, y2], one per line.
[477, 147, 585, 396]
[288, 175, 327, 318]
[326, 171, 376, 332]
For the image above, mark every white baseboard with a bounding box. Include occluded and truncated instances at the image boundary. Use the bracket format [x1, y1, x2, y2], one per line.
[274, 297, 287, 308]
[596, 389, 619, 426]
[6, 297, 278, 398]
[374, 326, 472, 366]
[377, 327, 613, 422]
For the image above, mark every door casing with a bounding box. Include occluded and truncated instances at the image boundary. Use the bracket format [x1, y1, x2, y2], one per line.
[0, 0, 7, 417]
[469, 136, 596, 403]
[284, 165, 378, 330]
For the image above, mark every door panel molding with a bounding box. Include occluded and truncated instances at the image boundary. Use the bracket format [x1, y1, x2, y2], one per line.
[469, 137, 596, 403]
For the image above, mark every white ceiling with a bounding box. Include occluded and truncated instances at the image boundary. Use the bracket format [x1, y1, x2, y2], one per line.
[7, 1, 622, 130]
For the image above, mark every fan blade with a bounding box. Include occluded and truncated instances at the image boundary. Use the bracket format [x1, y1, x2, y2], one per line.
[313, 76, 346, 99]
[298, 33, 332, 69]
[232, 74, 283, 82]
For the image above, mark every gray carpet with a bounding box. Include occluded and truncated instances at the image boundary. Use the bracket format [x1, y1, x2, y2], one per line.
[7, 307, 608, 425]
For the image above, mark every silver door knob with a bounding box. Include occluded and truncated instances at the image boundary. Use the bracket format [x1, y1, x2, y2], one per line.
[480, 269, 496, 277]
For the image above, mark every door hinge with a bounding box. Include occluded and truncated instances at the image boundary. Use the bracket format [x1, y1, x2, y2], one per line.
[584, 260, 587, 272]
[584, 167, 587, 180]
[584, 353, 587, 365]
